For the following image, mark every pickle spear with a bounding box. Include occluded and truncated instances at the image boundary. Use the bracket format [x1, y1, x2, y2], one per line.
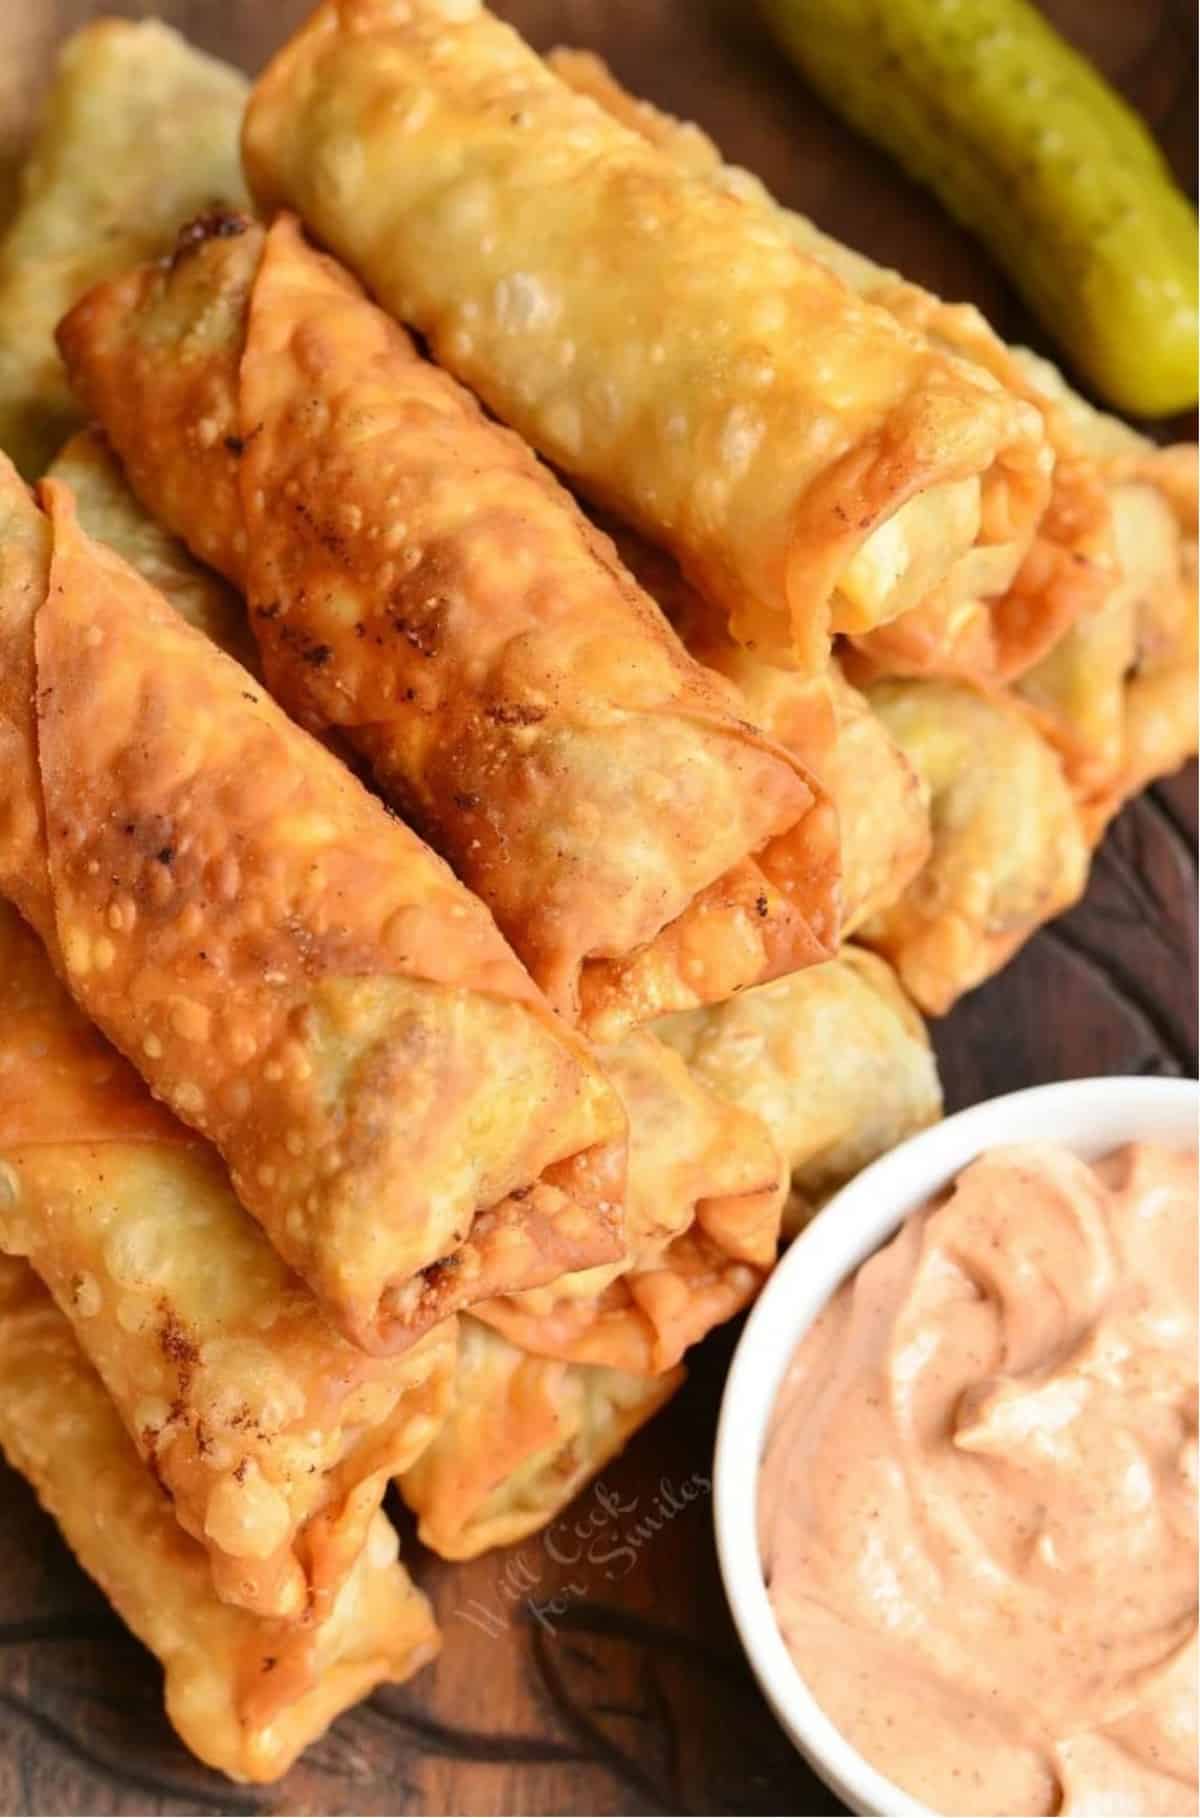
[759, 0, 1198, 417]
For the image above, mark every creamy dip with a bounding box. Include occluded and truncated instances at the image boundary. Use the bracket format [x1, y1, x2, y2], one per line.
[758, 1142, 1198, 1816]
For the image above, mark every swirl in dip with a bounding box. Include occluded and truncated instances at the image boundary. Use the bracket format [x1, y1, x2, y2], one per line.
[758, 1142, 1198, 1816]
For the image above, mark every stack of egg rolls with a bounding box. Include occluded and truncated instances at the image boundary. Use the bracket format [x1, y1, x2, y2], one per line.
[0, 901, 454, 1626]
[58, 209, 840, 1037]
[0, 0, 1194, 1786]
[0, 451, 626, 1353]
[540, 50, 1195, 1010]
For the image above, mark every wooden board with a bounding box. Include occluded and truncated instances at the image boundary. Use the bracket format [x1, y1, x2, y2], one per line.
[0, 4, 1195, 1813]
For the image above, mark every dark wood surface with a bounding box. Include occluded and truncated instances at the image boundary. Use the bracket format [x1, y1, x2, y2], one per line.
[0, 4, 1195, 1814]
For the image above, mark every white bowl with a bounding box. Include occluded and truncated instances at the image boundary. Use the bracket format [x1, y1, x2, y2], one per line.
[713, 1075, 1199, 1818]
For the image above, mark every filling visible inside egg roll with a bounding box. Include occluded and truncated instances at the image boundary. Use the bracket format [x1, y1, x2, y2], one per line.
[548, 47, 1113, 690]
[474, 1029, 786, 1373]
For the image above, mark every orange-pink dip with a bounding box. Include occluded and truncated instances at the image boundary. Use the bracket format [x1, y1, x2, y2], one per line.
[758, 1142, 1198, 1816]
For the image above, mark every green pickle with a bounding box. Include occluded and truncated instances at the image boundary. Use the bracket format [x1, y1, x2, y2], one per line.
[760, 0, 1199, 416]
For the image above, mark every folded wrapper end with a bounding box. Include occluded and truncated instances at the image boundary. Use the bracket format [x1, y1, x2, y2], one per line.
[855, 679, 1092, 1013]
[471, 1028, 787, 1375]
[397, 1316, 684, 1561]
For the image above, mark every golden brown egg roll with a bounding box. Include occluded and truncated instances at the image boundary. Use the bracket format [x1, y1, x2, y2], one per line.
[397, 1317, 682, 1561]
[474, 1030, 785, 1374]
[655, 947, 941, 1236]
[241, 0, 1050, 671]
[1009, 353, 1197, 819]
[57, 210, 841, 1032]
[0, 901, 453, 1620]
[857, 680, 1091, 1013]
[610, 526, 931, 934]
[548, 48, 1113, 690]
[0, 1255, 438, 1783]
[0, 19, 248, 478]
[0, 452, 625, 1352]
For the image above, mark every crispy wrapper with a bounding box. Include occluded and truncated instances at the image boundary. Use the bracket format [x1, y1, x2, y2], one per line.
[475, 1030, 785, 1373]
[0, 901, 455, 1620]
[242, 0, 1050, 671]
[58, 211, 840, 1032]
[49, 427, 257, 670]
[656, 947, 942, 1235]
[612, 526, 931, 935]
[1009, 353, 1197, 823]
[0, 1255, 439, 1784]
[0, 454, 625, 1352]
[0, 19, 248, 478]
[397, 1317, 682, 1560]
[549, 48, 1113, 692]
[857, 681, 1091, 1014]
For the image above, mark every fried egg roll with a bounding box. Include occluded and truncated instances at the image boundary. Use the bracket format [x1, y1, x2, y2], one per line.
[656, 948, 942, 1236]
[549, 48, 1113, 689]
[397, 1317, 681, 1560]
[0, 1256, 439, 1783]
[1011, 354, 1198, 820]
[857, 681, 1091, 1014]
[0, 19, 248, 478]
[475, 1030, 786, 1374]
[57, 211, 840, 1032]
[241, 0, 1050, 670]
[0, 902, 454, 1619]
[612, 527, 931, 934]
[0, 453, 624, 1352]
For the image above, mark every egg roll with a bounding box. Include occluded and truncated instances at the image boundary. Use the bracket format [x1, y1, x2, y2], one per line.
[0, 453, 625, 1352]
[656, 947, 941, 1235]
[611, 526, 931, 934]
[0, 1255, 438, 1783]
[857, 681, 1091, 1013]
[397, 1317, 682, 1560]
[1010, 353, 1198, 819]
[57, 212, 840, 1032]
[474, 1030, 785, 1374]
[0, 19, 248, 478]
[0, 901, 455, 1620]
[548, 48, 1112, 690]
[241, 0, 1050, 671]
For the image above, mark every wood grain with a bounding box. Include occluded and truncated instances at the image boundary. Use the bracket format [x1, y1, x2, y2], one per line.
[0, 4, 1195, 1814]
